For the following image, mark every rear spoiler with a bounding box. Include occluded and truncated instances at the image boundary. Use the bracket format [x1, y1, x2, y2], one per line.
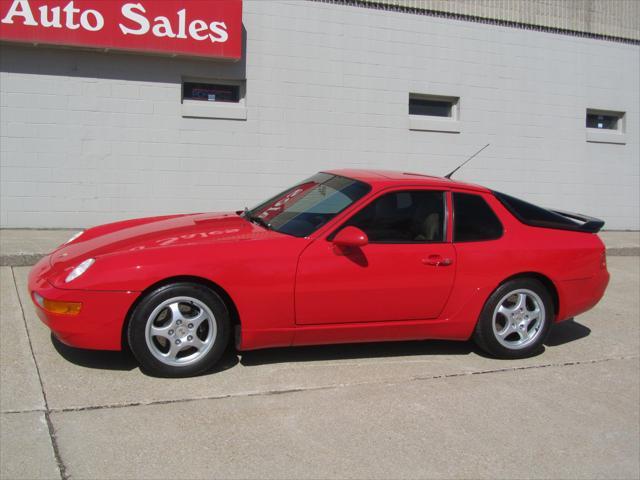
[550, 210, 605, 233]
[492, 191, 605, 234]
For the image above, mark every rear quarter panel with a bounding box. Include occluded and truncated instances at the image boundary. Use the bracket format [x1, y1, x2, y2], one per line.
[439, 193, 608, 340]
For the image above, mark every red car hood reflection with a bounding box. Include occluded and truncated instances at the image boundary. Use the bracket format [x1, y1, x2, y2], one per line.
[50, 212, 276, 267]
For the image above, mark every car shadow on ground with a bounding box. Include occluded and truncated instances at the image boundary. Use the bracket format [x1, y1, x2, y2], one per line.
[544, 318, 591, 347]
[51, 334, 138, 371]
[51, 333, 240, 374]
[50, 319, 591, 374]
[240, 318, 592, 367]
[239, 339, 476, 367]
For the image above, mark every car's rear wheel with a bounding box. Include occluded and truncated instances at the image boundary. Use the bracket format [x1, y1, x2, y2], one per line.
[127, 282, 230, 377]
[473, 278, 553, 358]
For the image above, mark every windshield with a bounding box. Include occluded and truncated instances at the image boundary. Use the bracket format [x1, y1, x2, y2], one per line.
[246, 173, 371, 237]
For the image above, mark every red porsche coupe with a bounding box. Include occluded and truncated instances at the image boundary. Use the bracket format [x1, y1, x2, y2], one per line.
[28, 170, 609, 377]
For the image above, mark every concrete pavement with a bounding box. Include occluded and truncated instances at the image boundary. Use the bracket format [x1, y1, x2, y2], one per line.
[602, 230, 640, 256]
[1, 229, 639, 266]
[0, 256, 638, 479]
[0, 230, 78, 267]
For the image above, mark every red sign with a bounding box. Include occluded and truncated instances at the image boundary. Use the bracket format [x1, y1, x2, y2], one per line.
[0, 0, 242, 59]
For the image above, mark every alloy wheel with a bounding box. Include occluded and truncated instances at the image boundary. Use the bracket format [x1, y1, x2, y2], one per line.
[144, 296, 217, 367]
[491, 288, 546, 350]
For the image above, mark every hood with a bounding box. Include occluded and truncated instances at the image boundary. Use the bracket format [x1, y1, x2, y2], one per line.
[50, 212, 278, 269]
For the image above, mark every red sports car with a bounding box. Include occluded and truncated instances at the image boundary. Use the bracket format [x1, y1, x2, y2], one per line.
[28, 170, 610, 377]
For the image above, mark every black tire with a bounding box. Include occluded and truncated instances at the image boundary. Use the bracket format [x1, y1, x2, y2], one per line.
[473, 278, 553, 359]
[127, 282, 231, 377]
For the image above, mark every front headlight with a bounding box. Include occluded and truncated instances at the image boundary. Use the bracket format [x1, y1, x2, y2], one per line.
[64, 231, 84, 245]
[65, 258, 95, 283]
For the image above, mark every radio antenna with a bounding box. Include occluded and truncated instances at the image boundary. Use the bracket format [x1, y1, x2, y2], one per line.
[444, 143, 490, 179]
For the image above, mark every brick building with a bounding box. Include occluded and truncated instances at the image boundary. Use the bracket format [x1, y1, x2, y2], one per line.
[1, 0, 638, 228]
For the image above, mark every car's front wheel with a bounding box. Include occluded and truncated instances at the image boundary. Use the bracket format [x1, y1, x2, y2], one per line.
[127, 282, 230, 377]
[473, 278, 553, 359]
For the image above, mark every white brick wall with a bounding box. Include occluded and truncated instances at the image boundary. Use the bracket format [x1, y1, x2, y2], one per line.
[1, 0, 638, 229]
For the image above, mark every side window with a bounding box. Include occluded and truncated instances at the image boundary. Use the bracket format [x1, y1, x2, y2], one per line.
[453, 193, 503, 242]
[342, 191, 445, 243]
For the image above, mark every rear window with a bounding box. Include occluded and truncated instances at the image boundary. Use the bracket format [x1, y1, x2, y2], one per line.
[492, 191, 581, 230]
[453, 193, 503, 242]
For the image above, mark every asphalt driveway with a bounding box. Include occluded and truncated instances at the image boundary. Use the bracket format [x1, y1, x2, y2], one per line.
[1, 257, 638, 479]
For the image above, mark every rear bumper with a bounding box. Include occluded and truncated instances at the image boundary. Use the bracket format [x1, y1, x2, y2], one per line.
[556, 269, 610, 322]
[28, 257, 139, 350]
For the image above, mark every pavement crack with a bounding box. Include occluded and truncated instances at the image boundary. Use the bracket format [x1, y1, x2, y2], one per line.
[49, 384, 343, 414]
[412, 355, 639, 382]
[11, 267, 70, 480]
[45, 354, 639, 415]
[2, 407, 47, 415]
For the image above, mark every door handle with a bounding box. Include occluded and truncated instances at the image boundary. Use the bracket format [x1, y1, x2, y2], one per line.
[422, 255, 453, 267]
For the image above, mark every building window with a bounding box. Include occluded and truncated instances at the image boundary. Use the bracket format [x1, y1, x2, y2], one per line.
[586, 111, 622, 130]
[409, 98, 453, 117]
[586, 108, 626, 145]
[183, 82, 240, 103]
[181, 79, 246, 121]
[409, 94, 460, 133]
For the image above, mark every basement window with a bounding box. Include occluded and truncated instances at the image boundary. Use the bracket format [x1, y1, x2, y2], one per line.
[183, 82, 240, 103]
[181, 79, 246, 120]
[409, 94, 460, 133]
[586, 109, 625, 145]
[409, 98, 453, 117]
[586, 110, 622, 130]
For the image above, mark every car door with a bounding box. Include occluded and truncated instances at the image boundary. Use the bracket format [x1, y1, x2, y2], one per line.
[295, 189, 456, 325]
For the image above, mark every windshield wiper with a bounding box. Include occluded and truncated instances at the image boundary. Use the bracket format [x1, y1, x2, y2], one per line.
[242, 207, 272, 230]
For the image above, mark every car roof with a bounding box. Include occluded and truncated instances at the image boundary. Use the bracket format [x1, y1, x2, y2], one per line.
[324, 169, 490, 193]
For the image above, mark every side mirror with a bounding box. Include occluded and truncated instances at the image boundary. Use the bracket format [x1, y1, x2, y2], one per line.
[333, 226, 368, 248]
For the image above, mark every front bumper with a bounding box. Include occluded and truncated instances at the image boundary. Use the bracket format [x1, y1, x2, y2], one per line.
[28, 256, 140, 351]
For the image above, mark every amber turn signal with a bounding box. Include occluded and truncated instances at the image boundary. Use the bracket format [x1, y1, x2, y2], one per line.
[33, 292, 82, 316]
